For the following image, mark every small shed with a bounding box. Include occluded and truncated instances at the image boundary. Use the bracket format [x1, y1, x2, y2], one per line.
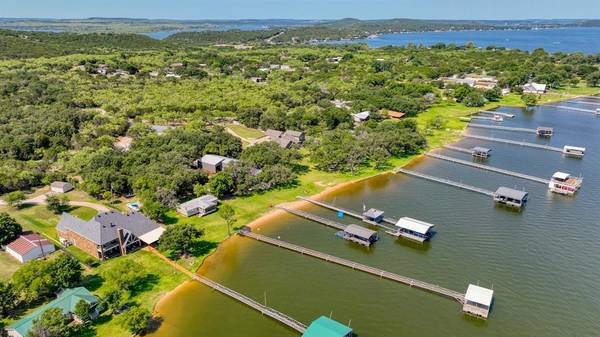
[463, 284, 494, 319]
[471, 146, 492, 159]
[6, 234, 56, 263]
[341, 224, 379, 246]
[386, 110, 406, 119]
[302, 316, 353, 337]
[200, 154, 237, 174]
[50, 181, 74, 193]
[536, 127, 554, 137]
[493, 187, 528, 208]
[363, 208, 385, 223]
[392, 217, 435, 243]
[352, 111, 370, 123]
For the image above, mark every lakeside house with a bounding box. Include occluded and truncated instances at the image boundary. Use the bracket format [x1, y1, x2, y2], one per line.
[7, 287, 100, 337]
[302, 316, 353, 337]
[352, 111, 371, 123]
[56, 211, 165, 259]
[442, 75, 498, 89]
[177, 195, 219, 217]
[5, 234, 55, 263]
[523, 82, 547, 94]
[50, 181, 74, 193]
[265, 129, 305, 148]
[197, 154, 238, 174]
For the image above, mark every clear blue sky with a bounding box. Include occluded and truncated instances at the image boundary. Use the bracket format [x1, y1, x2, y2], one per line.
[3, 0, 600, 20]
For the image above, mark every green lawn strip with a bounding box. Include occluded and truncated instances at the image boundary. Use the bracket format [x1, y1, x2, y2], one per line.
[68, 206, 98, 221]
[227, 123, 265, 139]
[89, 250, 189, 337]
[0, 252, 21, 281]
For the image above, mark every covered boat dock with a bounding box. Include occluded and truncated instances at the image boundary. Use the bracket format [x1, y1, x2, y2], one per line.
[463, 284, 494, 319]
[493, 187, 528, 208]
[388, 217, 435, 243]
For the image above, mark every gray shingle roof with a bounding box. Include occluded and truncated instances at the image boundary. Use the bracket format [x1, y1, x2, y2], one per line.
[495, 187, 528, 200]
[344, 224, 377, 239]
[57, 211, 160, 245]
[178, 195, 218, 212]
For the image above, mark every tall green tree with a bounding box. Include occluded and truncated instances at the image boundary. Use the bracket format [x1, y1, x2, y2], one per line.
[121, 307, 152, 335]
[0, 213, 21, 245]
[159, 223, 203, 258]
[46, 194, 69, 214]
[73, 299, 91, 322]
[219, 204, 236, 236]
[5, 191, 25, 208]
[27, 307, 71, 337]
[0, 281, 17, 318]
[48, 253, 83, 288]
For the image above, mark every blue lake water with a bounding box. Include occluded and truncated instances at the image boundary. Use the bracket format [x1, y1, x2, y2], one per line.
[336, 27, 600, 54]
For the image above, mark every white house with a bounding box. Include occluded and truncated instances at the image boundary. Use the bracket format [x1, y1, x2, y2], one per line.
[352, 111, 371, 123]
[6, 234, 56, 263]
[523, 82, 547, 94]
[177, 195, 219, 217]
[50, 181, 74, 193]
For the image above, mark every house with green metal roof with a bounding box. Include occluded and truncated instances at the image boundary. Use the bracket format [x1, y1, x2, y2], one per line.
[302, 316, 353, 337]
[7, 287, 100, 337]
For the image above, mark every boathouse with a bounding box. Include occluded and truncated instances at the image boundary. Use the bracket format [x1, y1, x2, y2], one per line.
[493, 187, 528, 208]
[463, 284, 494, 319]
[471, 146, 492, 159]
[563, 145, 585, 158]
[303, 316, 352, 337]
[536, 127, 554, 137]
[392, 217, 435, 243]
[341, 224, 379, 246]
[548, 172, 582, 196]
[363, 208, 385, 223]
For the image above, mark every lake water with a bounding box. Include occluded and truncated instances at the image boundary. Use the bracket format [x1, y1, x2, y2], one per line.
[334, 27, 600, 54]
[150, 98, 600, 337]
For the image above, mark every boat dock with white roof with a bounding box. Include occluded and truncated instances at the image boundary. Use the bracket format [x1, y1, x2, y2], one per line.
[387, 217, 435, 242]
[463, 284, 494, 318]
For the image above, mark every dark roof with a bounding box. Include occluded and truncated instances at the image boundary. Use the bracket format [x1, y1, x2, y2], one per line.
[495, 187, 528, 200]
[57, 211, 160, 245]
[344, 224, 378, 239]
[472, 146, 491, 153]
[363, 208, 384, 219]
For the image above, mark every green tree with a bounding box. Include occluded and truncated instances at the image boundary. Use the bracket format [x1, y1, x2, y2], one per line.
[463, 91, 486, 107]
[12, 259, 54, 303]
[100, 259, 147, 292]
[141, 198, 168, 222]
[73, 299, 91, 322]
[159, 224, 203, 258]
[586, 71, 600, 87]
[5, 191, 25, 208]
[27, 307, 71, 337]
[0, 281, 17, 318]
[121, 307, 152, 335]
[206, 172, 235, 198]
[0, 213, 21, 245]
[46, 194, 69, 214]
[48, 253, 83, 288]
[219, 204, 236, 236]
[521, 93, 538, 106]
[102, 287, 126, 314]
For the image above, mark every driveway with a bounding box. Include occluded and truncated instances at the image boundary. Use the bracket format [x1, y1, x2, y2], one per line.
[23, 193, 110, 212]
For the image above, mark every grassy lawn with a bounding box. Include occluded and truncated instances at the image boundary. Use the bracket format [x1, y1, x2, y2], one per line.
[68, 206, 98, 220]
[0, 252, 21, 281]
[227, 123, 265, 139]
[87, 250, 189, 337]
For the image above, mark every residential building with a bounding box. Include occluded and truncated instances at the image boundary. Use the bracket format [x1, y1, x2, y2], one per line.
[57, 211, 164, 259]
[352, 111, 371, 123]
[177, 195, 219, 217]
[385, 110, 406, 119]
[282, 130, 305, 144]
[198, 154, 237, 174]
[523, 82, 547, 94]
[5, 234, 55, 263]
[50, 181, 74, 193]
[266, 129, 304, 148]
[330, 99, 351, 109]
[7, 287, 100, 337]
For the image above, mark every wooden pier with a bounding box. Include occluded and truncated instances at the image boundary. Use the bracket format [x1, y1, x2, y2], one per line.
[297, 196, 396, 229]
[425, 152, 550, 184]
[467, 123, 537, 134]
[572, 100, 600, 107]
[193, 275, 307, 333]
[462, 134, 564, 153]
[276, 205, 346, 230]
[443, 144, 473, 154]
[395, 168, 495, 197]
[479, 110, 515, 118]
[239, 229, 466, 303]
[545, 105, 596, 114]
[470, 116, 501, 121]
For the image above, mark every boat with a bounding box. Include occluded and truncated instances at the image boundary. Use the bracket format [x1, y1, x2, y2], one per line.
[493, 115, 504, 122]
[548, 172, 582, 196]
[563, 145, 586, 158]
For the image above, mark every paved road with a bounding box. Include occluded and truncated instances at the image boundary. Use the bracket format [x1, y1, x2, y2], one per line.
[23, 193, 110, 212]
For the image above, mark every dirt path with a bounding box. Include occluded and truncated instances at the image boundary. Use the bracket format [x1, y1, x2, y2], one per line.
[23, 193, 110, 212]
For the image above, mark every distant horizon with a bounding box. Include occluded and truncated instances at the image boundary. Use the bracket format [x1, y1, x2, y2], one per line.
[3, 0, 600, 21]
[1, 17, 599, 22]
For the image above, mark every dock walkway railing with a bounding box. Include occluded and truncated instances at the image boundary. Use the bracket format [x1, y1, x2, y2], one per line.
[545, 104, 597, 114]
[467, 123, 537, 134]
[425, 152, 550, 184]
[297, 196, 397, 228]
[276, 205, 347, 230]
[239, 230, 465, 303]
[395, 168, 495, 197]
[462, 133, 564, 153]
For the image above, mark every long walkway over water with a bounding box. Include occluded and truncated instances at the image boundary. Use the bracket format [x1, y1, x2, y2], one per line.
[298, 196, 397, 229]
[395, 168, 496, 197]
[239, 229, 466, 303]
[479, 110, 515, 118]
[467, 123, 538, 134]
[462, 134, 564, 153]
[276, 205, 347, 230]
[545, 105, 597, 114]
[443, 144, 474, 154]
[572, 100, 600, 107]
[426, 152, 550, 184]
[145, 247, 307, 333]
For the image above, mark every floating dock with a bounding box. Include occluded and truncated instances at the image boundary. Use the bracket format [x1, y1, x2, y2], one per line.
[194, 275, 307, 333]
[425, 152, 550, 185]
[395, 168, 495, 197]
[462, 134, 564, 153]
[545, 105, 597, 114]
[297, 196, 396, 229]
[470, 116, 502, 121]
[479, 110, 515, 118]
[238, 228, 466, 303]
[467, 123, 538, 134]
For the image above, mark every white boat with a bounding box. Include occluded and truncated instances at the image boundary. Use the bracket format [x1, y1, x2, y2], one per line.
[548, 172, 582, 196]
